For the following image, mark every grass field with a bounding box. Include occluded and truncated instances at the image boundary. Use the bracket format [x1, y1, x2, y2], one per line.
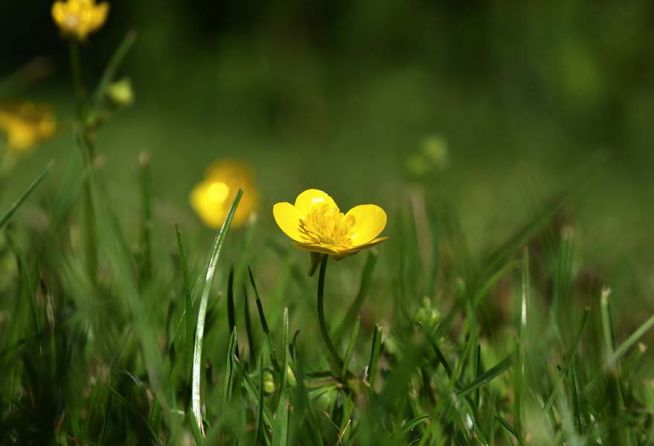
[2, 1, 654, 445]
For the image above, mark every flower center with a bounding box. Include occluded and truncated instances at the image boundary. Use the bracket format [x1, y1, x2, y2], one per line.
[64, 13, 81, 29]
[299, 203, 355, 247]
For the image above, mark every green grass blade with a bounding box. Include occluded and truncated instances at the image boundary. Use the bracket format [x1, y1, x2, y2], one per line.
[457, 353, 516, 398]
[272, 308, 290, 446]
[248, 266, 280, 370]
[243, 284, 257, 363]
[367, 325, 383, 391]
[334, 252, 377, 343]
[191, 189, 243, 436]
[92, 31, 137, 106]
[174, 224, 194, 383]
[609, 312, 654, 366]
[222, 328, 238, 404]
[341, 318, 360, 379]
[137, 153, 153, 288]
[0, 161, 52, 229]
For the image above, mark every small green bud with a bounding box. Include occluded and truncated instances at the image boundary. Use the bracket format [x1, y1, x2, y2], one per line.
[263, 370, 275, 395]
[414, 297, 440, 328]
[106, 78, 134, 107]
[286, 365, 297, 387]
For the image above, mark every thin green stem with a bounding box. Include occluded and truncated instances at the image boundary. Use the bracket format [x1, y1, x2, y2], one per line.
[69, 41, 98, 280]
[316, 254, 344, 371]
[69, 42, 84, 119]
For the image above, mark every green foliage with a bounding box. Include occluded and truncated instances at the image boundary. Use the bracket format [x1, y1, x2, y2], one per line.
[2, 2, 654, 445]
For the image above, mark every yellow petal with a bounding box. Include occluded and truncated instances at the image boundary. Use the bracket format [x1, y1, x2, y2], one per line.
[91, 3, 109, 29]
[345, 204, 387, 246]
[294, 189, 338, 214]
[190, 182, 226, 228]
[293, 242, 341, 256]
[273, 202, 305, 242]
[333, 237, 388, 259]
[51, 3, 67, 23]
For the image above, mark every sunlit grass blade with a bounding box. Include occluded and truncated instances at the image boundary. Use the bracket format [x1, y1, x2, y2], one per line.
[191, 189, 243, 436]
[514, 246, 529, 442]
[272, 308, 290, 446]
[0, 161, 52, 229]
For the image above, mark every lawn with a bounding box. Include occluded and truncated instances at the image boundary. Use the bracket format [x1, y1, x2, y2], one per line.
[1, 1, 654, 445]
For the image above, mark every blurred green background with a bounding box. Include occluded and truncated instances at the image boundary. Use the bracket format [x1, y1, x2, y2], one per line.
[2, 1, 654, 319]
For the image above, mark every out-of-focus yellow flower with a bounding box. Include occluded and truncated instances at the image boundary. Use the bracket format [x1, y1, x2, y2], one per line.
[190, 160, 258, 229]
[273, 189, 387, 259]
[0, 102, 56, 151]
[51, 0, 109, 41]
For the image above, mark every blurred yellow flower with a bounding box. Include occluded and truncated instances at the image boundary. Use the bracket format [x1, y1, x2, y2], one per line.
[190, 160, 258, 229]
[273, 189, 387, 258]
[51, 0, 109, 41]
[0, 102, 56, 151]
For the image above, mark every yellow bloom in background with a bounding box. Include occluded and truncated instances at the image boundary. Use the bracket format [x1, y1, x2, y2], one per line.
[273, 189, 387, 258]
[0, 102, 56, 151]
[190, 160, 258, 229]
[52, 0, 109, 41]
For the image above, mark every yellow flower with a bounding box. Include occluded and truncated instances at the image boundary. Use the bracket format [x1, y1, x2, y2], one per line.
[190, 160, 259, 229]
[273, 189, 387, 258]
[51, 0, 109, 41]
[0, 102, 56, 151]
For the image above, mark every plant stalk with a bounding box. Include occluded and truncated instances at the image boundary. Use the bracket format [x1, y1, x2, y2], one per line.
[316, 254, 344, 371]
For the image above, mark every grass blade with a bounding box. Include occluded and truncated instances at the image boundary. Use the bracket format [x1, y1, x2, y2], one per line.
[0, 161, 52, 229]
[366, 325, 383, 391]
[174, 224, 194, 382]
[92, 30, 137, 106]
[191, 189, 243, 436]
[272, 308, 290, 446]
[334, 252, 377, 343]
[457, 353, 516, 398]
[137, 153, 153, 288]
[227, 266, 237, 341]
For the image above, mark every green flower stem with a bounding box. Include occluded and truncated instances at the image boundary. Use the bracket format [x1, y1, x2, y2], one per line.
[316, 254, 345, 371]
[69, 41, 98, 281]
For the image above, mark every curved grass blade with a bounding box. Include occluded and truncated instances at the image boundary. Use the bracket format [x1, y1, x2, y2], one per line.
[191, 189, 243, 436]
[0, 161, 52, 229]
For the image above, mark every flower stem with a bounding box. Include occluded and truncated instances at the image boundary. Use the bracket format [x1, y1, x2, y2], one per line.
[69, 41, 98, 281]
[316, 254, 344, 371]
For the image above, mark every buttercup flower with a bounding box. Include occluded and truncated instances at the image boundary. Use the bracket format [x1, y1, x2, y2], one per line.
[190, 159, 258, 229]
[0, 102, 56, 151]
[273, 189, 387, 258]
[52, 0, 109, 41]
